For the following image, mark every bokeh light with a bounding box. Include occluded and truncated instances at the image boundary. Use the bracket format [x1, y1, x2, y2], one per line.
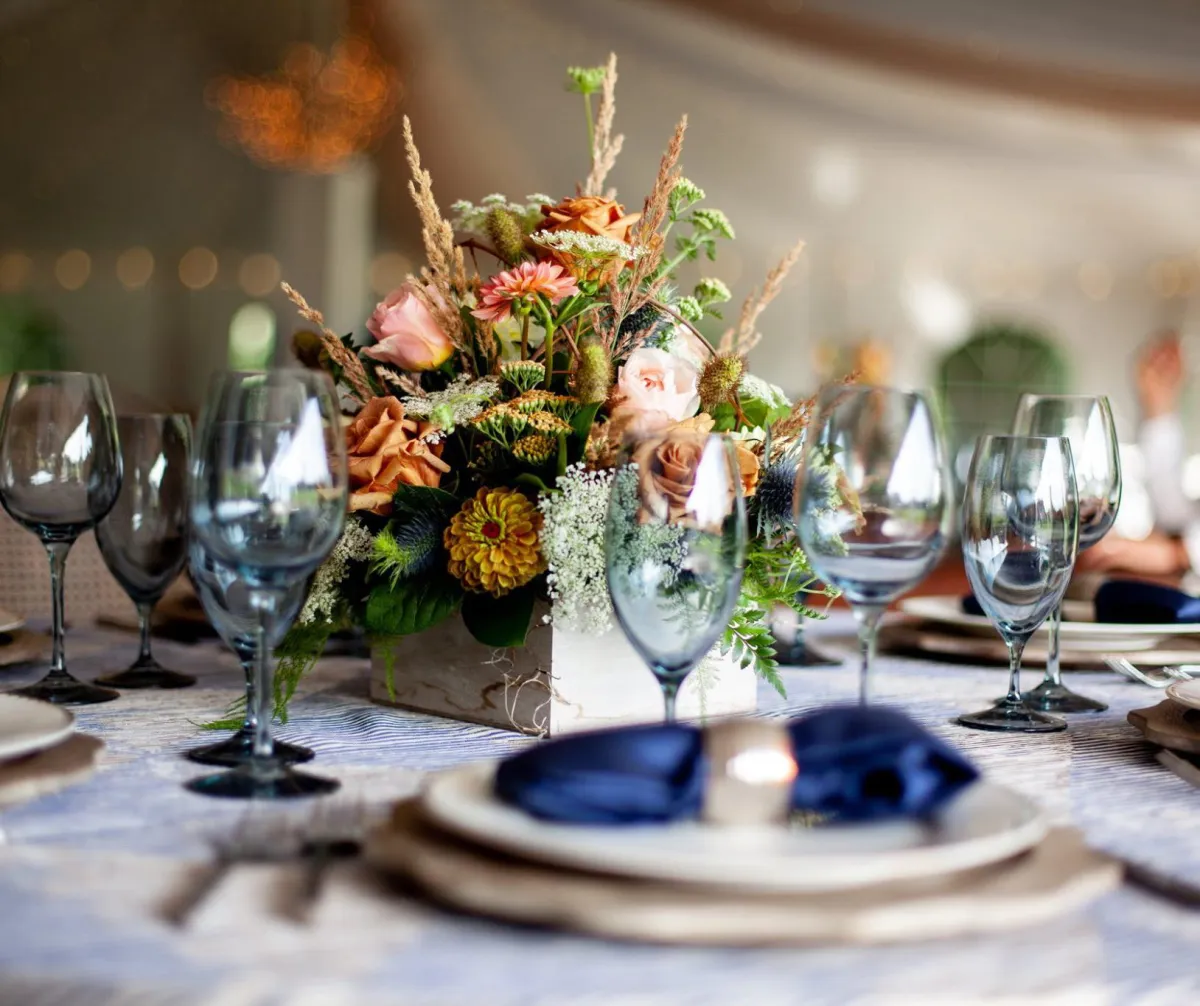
[55, 249, 91, 290]
[179, 247, 219, 290]
[0, 252, 33, 293]
[228, 302, 277, 369]
[369, 251, 411, 295]
[117, 246, 155, 290]
[238, 253, 281, 297]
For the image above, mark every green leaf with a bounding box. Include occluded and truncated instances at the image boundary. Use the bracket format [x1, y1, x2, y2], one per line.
[461, 585, 537, 647]
[739, 396, 770, 429]
[708, 402, 737, 432]
[364, 575, 462, 636]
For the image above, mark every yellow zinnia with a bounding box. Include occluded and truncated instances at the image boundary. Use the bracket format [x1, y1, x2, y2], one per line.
[444, 487, 546, 597]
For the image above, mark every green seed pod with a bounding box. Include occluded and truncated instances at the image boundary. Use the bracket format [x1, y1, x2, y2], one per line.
[575, 335, 612, 404]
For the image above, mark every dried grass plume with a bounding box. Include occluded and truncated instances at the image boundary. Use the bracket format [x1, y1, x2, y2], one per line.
[583, 53, 624, 198]
[280, 281, 373, 404]
[720, 239, 805, 356]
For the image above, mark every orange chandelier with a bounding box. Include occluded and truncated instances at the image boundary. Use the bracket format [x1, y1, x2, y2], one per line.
[208, 34, 399, 173]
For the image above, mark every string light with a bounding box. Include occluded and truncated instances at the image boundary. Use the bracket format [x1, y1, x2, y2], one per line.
[116, 247, 154, 290]
[179, 247, 218, 290]
[207, 35, 398, 174]
[55, 250, 90, 290]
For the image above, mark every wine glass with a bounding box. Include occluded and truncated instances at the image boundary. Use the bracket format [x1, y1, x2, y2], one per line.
[186, 370, 346, 798]
[1012, 394, 1121, 713]
[957, 435, 1079, 733]
[0, 371, 123, 705]
[605, 430, 747, 723]
[95, 414, 196, 689]
[184, 540, 314, 768]
[796, 386, 951, 704]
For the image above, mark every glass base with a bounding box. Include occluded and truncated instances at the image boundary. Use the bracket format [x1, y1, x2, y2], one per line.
[956, 702, 1067, 733]
[185, 761, 339, 800]
[1020, 680, 1108, 714]
[184, 729, 314, 768]
[95, 663, 196, 689]
[13, 674, 119, 705]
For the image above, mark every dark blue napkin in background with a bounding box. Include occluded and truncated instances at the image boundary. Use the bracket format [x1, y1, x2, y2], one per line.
[1093, 579, 1200, 624]
[494, 706, 978, 826]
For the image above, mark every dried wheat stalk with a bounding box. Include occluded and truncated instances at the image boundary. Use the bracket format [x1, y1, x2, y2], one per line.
[583, 53, 624, 197]
[280, 282, 373, 404]
[719, 239, 805, 356]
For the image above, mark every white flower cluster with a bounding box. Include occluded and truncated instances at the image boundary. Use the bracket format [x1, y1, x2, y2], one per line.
[528, 230, 644, 262]
[299, 519, 376, 626]
[538, 463, 616, 636]
[402, 376, 501, 430]
[451, 193, 552, 235]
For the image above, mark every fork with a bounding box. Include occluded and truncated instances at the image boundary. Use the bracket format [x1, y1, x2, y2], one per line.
[288, 799, 369, 924]
[164, 813, 301, 927]
[1104, 657, 1195, 688]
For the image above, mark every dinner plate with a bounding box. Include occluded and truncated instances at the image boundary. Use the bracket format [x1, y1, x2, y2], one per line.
[0, 694, 75, 762]
[0, 609, 25, 635]
[420, 762, 1048, 893]
[1166, 678, 1200, 712]
[899, 595, 1200, 652]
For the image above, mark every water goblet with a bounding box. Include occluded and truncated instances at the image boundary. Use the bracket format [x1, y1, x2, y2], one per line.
[796, 386, 951, 704]
[1012, 395, 1121, 713]
[184, 541, 314, 768]
[0, 371, 123, 705]
[186, 370, 347, 798]
[956, 435, 1079, 733]
[605, 430, 747, 723]
[95, 414, 196, 689]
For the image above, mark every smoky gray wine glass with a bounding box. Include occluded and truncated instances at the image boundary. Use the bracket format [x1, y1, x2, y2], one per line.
[0, 371, 123, 705]
[95, 414, 195, 689]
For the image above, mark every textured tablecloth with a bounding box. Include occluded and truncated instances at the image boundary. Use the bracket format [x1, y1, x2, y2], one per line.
[0, 615, 1198, 1006]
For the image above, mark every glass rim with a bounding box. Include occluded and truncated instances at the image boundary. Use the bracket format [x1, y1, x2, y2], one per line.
[116, 411, 193, 421]
[975, 433, 1070, 445]
[8, 369, 108, 380]
[1015, 393, 1112, 403]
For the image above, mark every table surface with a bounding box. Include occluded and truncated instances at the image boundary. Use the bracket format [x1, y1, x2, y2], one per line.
[1, 615, 1198, 1006]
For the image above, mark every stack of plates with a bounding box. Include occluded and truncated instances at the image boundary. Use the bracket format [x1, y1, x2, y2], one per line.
[892, 596, 1200, 668]
[0, 694, 103, 808]
[1129, 680, 1200, 785]
[366, 762, 1120, 946]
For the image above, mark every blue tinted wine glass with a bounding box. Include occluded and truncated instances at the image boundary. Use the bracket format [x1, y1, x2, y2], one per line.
[957, 434, 1079, 733]
[186, 370, 346, 798]
[605, 431, 747, 723]
[797, 386, 950, 704]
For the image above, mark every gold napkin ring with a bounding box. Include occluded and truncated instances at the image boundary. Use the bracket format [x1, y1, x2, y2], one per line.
[701, 719, 797, 827]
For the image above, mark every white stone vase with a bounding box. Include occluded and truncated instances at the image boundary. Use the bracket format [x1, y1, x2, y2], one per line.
[368, 611, 757, 736]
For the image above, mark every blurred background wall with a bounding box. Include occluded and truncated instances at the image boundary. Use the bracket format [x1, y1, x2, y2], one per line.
[5, 0, 1200, 530]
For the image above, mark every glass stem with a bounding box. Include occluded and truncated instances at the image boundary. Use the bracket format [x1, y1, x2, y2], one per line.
[661, 679, 680, 724]
[1042, 604, 1062, 687]
[239, 655, 257, 735]
[1005, 639, 1027, 707]
[44, 539, 73, 682]
[853, 605, 884, 705]
[136, 601, 155, 666]
[248, 591, 276, 769]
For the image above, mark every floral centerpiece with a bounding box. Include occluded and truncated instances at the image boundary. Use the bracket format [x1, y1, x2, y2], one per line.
[278, 54, 838, 726]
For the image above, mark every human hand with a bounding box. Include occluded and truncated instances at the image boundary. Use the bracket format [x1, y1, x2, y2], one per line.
[1076, 532, 1190, 576]
[1136, 333, 1184, 419]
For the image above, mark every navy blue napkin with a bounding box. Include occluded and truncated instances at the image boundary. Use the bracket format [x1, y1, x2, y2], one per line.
[494, 707, 978, 826]
[1093, 579, 1200, 624]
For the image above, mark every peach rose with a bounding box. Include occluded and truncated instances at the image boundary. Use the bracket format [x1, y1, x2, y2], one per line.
[610, 347, 699, 438]
[539, 196, 640, 243]
[363, 283, 454, 372]
[632, 427, 744, 531]
[346, 396, 450, 515]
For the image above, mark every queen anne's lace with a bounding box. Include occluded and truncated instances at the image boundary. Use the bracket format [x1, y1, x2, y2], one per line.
[538, 464, 615, 635]
[299, 520, 376, 626]
[401, 376, 500, 429]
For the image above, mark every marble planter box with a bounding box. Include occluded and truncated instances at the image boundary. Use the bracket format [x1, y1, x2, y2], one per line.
[368, 613, 757, 736]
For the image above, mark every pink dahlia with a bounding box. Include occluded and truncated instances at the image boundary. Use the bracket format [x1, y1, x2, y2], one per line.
[471, 261, 579, 324]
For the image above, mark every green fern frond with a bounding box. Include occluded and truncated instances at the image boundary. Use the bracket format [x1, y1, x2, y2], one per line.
[372, 517, 440, 588]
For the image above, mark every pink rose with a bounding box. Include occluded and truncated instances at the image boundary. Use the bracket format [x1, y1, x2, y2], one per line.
[613, 347, 699, 435]
[363, 283, 454, 372]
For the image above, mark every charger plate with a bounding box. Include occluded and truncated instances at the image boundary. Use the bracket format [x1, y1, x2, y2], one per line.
[419, 761, 1048, 894]
[1165, 678, 1200, 713]
[1128, 701, 1200, 755]
[0, 733, 102, 808]
[0, 693, 74, 762]
[369, 802, 1118, 946]
[899, 595, 1200, 652]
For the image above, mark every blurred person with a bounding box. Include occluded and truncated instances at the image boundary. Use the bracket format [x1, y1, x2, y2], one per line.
[1079, 332, 1193, 577]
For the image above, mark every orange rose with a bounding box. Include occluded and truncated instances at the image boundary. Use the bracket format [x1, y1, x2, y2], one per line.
[346, 397, 450, 515]
[672, 414, 760, 497]
[539, 196, 639, 242]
